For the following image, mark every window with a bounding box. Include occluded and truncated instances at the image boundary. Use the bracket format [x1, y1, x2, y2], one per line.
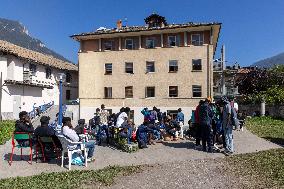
[29, 64, 37, 76]
[146, 38, 155, 48]
[169, 60, 178, 72]
[192, 85, 202, 97]
[66, 72, 72, 83]
[105, 63, 112, 75]
[104, 40, 114, 50]
[125, 62, 133, 74]
[192, 59, 202, 71]
[66, 90, 71, 100]
[45, 67, 52, 79]
[125, 86, 133, 98]
[145, 87, 155, 98]
[146, 61, 155, 73]
[191, 34, 204, 46]
[168, 36, 177, 46]
[167, 110, 178, 120]
[105, 109, 112, 114]
[125, 39, 134, 50]
[169, 86, 178, 97]
[104, 87, 112, 98]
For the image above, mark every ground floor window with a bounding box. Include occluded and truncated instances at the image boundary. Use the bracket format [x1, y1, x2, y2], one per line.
[104, 87, 112, 98]
[167, 110, 178, 120]
[192, 85, 202, 97]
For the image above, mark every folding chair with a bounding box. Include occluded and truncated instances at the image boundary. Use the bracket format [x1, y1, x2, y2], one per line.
[36, 136, 61, 162]
[9, 132, 33, 165]
[57, 135, 87, 170]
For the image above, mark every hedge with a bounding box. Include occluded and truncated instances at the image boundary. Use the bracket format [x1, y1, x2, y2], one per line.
[0, 120, 15, 145]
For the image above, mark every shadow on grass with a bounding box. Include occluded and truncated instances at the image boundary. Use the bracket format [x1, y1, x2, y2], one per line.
[263, 137, 284, 146]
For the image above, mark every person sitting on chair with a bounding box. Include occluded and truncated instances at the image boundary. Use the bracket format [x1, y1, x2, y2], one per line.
[34, 116, 62, 149]
[14, 111, 34, 147]
[62, 117, 95, 162]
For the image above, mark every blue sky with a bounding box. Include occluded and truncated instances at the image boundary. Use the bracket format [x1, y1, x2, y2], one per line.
[0, 0, 284, 66]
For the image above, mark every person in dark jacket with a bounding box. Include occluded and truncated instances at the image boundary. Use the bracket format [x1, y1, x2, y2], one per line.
[14, 111, 34, 146]
[34, 116, 61, 149]
[74, 119, 86, 135]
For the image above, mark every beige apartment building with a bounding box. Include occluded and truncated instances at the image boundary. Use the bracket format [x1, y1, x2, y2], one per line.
[71, 14, 221, 124]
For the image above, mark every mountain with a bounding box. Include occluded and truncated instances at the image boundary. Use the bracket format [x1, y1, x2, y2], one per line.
[252, 52, 284, 68]
[0, 17, 71, 62]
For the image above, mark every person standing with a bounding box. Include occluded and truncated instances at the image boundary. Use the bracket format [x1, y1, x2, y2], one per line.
[221, 97, 234, 155]
[176, 108, 185, 139]
[199, 98, 213, 152]
[194, 100, 203, 148]
[99, 104, 110, 144]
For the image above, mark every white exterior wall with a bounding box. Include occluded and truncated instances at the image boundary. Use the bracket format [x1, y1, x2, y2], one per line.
[0, 55, 78, 120]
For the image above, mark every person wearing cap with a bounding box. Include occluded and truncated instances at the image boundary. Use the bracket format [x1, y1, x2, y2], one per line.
[62, 117, 95, 161]
[176, 108, 185, 139]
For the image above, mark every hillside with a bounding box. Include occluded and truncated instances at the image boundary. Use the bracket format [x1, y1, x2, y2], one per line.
[0, 17, 70, 62]
[252, 52, 284, 68]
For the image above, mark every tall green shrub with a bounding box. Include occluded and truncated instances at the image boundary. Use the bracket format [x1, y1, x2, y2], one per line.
[0, 121, 15, 145]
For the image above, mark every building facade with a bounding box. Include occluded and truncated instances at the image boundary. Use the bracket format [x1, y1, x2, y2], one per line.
[72, 14, 221, 124]
[0, 40, 78, 120]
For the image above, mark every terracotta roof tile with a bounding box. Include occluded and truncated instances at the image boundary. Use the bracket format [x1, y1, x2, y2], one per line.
[0, 40, 78, 71]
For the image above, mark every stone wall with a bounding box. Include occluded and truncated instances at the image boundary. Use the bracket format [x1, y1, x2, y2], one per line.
[239, 104, 284, 118]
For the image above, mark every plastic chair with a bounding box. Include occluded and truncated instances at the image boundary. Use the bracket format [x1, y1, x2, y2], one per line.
[57, 135, 87, 170]
[36, 136, 61, 162]
[9, 132, 33, 165]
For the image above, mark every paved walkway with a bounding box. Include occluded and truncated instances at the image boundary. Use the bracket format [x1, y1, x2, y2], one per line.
[0, 126, 282, 179]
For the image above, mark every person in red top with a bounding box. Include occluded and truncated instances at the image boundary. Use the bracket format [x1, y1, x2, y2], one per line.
[194, 100, 204, 148]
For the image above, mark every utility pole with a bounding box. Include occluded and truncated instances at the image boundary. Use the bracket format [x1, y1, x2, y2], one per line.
[221, 45, 226, 96]
[0, 72, 2, 121]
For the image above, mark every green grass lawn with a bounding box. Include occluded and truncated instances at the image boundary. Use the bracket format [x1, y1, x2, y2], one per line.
[0, 165, 141, 189]
[239, 116, 284, 187]
[246, 116, 284, 145]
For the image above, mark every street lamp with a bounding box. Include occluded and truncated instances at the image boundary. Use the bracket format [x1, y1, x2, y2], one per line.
[57, 73, 66, 127]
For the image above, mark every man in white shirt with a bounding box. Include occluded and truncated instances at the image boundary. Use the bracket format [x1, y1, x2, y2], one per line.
[116, 107, 129, 128]
[62, 117, 95, 161]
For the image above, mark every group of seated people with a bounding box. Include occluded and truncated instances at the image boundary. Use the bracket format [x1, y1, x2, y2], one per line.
[14, 111, 95, 162]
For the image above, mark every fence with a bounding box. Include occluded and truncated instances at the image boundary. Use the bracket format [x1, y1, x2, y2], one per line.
[239, 104, 284, 118]
[29, 101, 54, 119]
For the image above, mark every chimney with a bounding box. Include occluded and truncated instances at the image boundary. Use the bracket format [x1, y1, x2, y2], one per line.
[117, 20, 122, 29]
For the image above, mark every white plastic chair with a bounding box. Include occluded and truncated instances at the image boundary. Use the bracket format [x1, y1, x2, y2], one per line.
[57, 134, 87, 170]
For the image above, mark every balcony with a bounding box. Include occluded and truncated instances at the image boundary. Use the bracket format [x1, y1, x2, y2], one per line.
[4, 71, 54, 89]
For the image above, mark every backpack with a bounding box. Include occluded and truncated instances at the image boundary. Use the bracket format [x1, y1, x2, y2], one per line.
[71, 153, 84, 166]
[231, 106, 239, 128]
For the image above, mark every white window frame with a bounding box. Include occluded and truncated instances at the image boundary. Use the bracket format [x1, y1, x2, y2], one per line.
[145, 86, 155, 98]
[125, 39, 134, 50]
[192, 85, 202, 97]
[169, 60, 178, 72]
[168, 35, 177, 47]
[192, 59, 202, 71]
[105, 63, 113, 75]
[169, 86, 178, 97]
[146, 38, 155, 48]
[191, 33, 204, 46]
[125, 62, 134, 74]
[104, 87, 112, 98]
[125, 86, 133, 98]
[146, 61, 155, 73]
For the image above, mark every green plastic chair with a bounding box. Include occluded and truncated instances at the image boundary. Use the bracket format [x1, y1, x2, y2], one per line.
[9, 132, 33, 165]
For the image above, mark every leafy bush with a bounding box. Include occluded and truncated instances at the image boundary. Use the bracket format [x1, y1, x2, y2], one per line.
[0, 120, 15, 145]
